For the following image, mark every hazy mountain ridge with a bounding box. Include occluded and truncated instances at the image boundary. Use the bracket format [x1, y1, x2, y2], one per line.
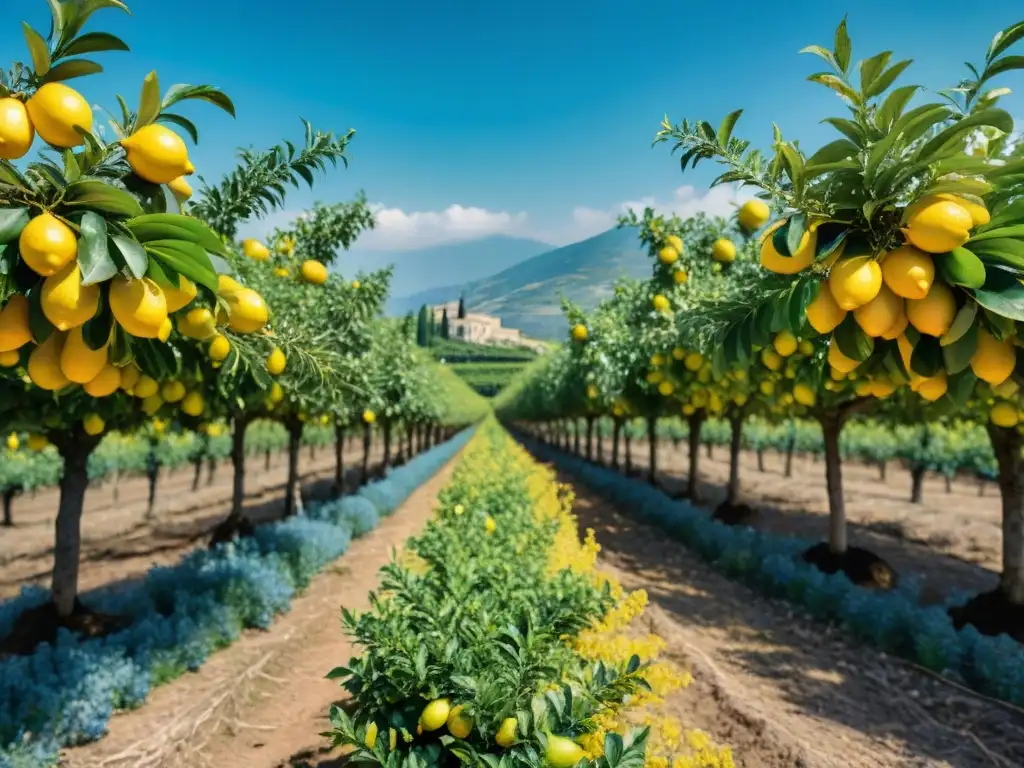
[388, 227, 648, 339]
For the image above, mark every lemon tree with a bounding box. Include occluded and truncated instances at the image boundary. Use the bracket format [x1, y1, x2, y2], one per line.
[654, 19, 1024, 601]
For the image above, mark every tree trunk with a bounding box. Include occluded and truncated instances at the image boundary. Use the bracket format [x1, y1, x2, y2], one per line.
[756, 448, 765, 473]
[265, 448, 272, 471]
[382, 420, 393, 473]
[572, 419, 581, 456]
[910, 467, 926, 504]
[979, 477, 986, 497]
[230, 413, 248, 520]
[727, 411, 743, 505]
[820, 413, 848, 555]
[284, 417, 304, 517]
[611, 418, 622, 470]
[207, 455, 216, 486]
[309, 443, 316, 461]
[145, 442, 158, 519]
[333, 423, 346, 494]
[51, 431, 101, 618]
[988, 426, 1024, 604]
[687, 412, 704, 503]
[944, 475, 952, 493]
[406, 424, 414, 459]
[646, 416, 658, 486]
[784, 433, 795, 479]
[361, 423, 372, 485]
[192, 457, 202, 492]
[624, 427, 633, 475]
[706, 441, 713, 459]
[2, 486, 18, 527]
[879, 460, 887, 480]
[585, 416, 594, 461]
[596, 421, 604, 464]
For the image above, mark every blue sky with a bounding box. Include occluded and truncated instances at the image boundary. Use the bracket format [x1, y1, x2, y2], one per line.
[3, 1, 1023, 250]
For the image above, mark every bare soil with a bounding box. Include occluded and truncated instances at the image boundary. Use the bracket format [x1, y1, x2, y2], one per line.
[614, 437, 1002, 603]
[0, 441, 384, 601]
[63, 451, 461, 768]
[566, 471, 1024, 768]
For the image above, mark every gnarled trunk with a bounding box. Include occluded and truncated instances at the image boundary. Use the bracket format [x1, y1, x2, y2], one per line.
[2, 486, 17, 527]
[989, 426, 1024, 604]
[646, 416, 658, 486]
[51, 430, 102, 618]
[820, 412, 847, 555]
[284, 417, 304, 517]
[230, 413, 249, 520]
[333, 423, 346, 494]
[687, 412, 704, 503]
[145, 440, 159, 519]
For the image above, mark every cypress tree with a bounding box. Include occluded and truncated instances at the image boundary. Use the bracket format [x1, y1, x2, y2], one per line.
[441, 308, 450, 339]
[457, 294, 466, 319]
[416, 305, 429, 346]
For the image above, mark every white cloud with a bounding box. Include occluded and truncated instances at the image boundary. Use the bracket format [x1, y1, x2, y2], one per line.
[237, 203, 531, 252]
[564, 184, 756, 243]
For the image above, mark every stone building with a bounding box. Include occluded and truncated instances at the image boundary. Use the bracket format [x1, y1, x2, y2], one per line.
[431, 302, 544, 351]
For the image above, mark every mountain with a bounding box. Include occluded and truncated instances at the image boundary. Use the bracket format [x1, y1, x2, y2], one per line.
[388, 227, 648, 339]
[340, 235, 552, 298]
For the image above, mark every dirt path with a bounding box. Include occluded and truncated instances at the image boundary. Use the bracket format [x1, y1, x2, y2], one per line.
[64, 451, 460, 768]
[602, 437, 1001, 603]
[565, 471, 1024, 768]
[0, 442, 386, 600]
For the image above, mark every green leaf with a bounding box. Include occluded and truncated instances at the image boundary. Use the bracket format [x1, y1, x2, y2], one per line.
[63, 31, 129, 56]
[864, 59, 912, 98]
[27, 286, 54, 344]
[834, 18, 851, 73]
[939, 302, 977, 347]
[82, 294, 112, 351]
[967, 225, 1024, 244]
[799, 45, 838, 70]
[716, 110, 742, 147]
[771, 220, 792, 257]
[790, 279, 817, 330]
[110, 234, 148, 279]
[988, 22, 1024, 61]
[910, 335, 943, 377]
[0, 162, 27, 189]
[822, 118, 864, 146]
[144, 240, 218, 293]
[814, 223, 847, 261]
[947, 369, 978, 408]
[0, 208, 30, 244]
[156, 112, 199, 144]
[135, 70, 162, 129]
[969, 238, 1024, 271]
[786, 213, 806, 258]
[835, 314, 873, 361]
[22, 23, 51, 76]
[77, 212, 118, 285]
[986, 55, 1024, 79]
[859, 51, 892, 95]
[876, 85, 920, 130]
[972, 270, 1024, 321]
[808, 73, 858, 102]
[109, 325, 133, 366]
[919, 177, 993, 199]
[161, 84, 236, 118]
[125, 213, 228, 255]
[65, 180, 144, 217]
[143, 250, 177, 289]
[915, 108, 1014, 163]
[806, 139, 859, 167]
[866, 104, 950, 178]
[941, 317, 978, 374]
[41, 59, 103, 84]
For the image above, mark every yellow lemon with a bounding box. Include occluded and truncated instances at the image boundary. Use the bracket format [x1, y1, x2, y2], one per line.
[761, 347, 782, 371]
[671, 346, 685, 360]
[853, 284, 904, 338]
[0, 295, 32, 352]
[773, 330, 798, 357]
[652, 294, 670, 312]
[266, 346, 286, 375]
[903, 197, 973, 254]
[364, 721, 378, 750]
[495, 717, 517, 747]
[119, 363, 141, 392]
[545, 735, 585, 768]
[711, 238, 736, 263]
[737, 199, 771, 231]
[60, 326, 108, 384]
[242, 239, 271, 261]
[19, 212, 78, 277]
[916, 372, 948, 402]
[760, 219, 817, 274]
[164, 275, 197, 313]
[5, 433, 18, 451]
[178, 307, 217, 340]
[933, 193, 989, 228]
[181, 391, 204, 416]
[666, 234, 683, 252]
[673, 269, 688, 284]
[658, 380, 674, 396]
[41, 262, 99, 331]
[797, 339, 814, 356]
[419, 699, 450, 732]
[168, 176, 192, 201]
[273, 267, 290, 278]
[828, 338, 862, 374]
[27, 434, 49, 451]
[208, 334, 231, 361]
[991, 401, 1020, 428]
[0, 349, 19, 367]
[658, 245, 679, 265]
[0, 98, 34, 159]
[805, 284, 847, 335]
[881, 245, 934, 300]
[120, 124, 195, 184]
[217, 274, 244, 297]
[269, 382, 284, 403]
[82, 413, 105, 436]
[828, 256, 882, 310]
[571, 324, 588, 342]
[971, 329, 1017, 385]
[869, 377, 899, 398]
[226, 288, 268, 333]
[109, 277, 168, 338]
[83, 363, 121, 397]
[447, 706, 473, 739]
[26, 83, 92, 147]
[906, 282, 956, 337]
[760, 380, 775, 396]
[157, 317, 172, 342]
[352, 280, 360, 289]
[300, 259, 328, 284]
[363, 409, 376, 424]
[161, 380, 186, 403]
[793, 383, 816, 406]
[28, 332, 69, 390]
[133, 374, 159, 399]
[684, 352, 703, 371]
